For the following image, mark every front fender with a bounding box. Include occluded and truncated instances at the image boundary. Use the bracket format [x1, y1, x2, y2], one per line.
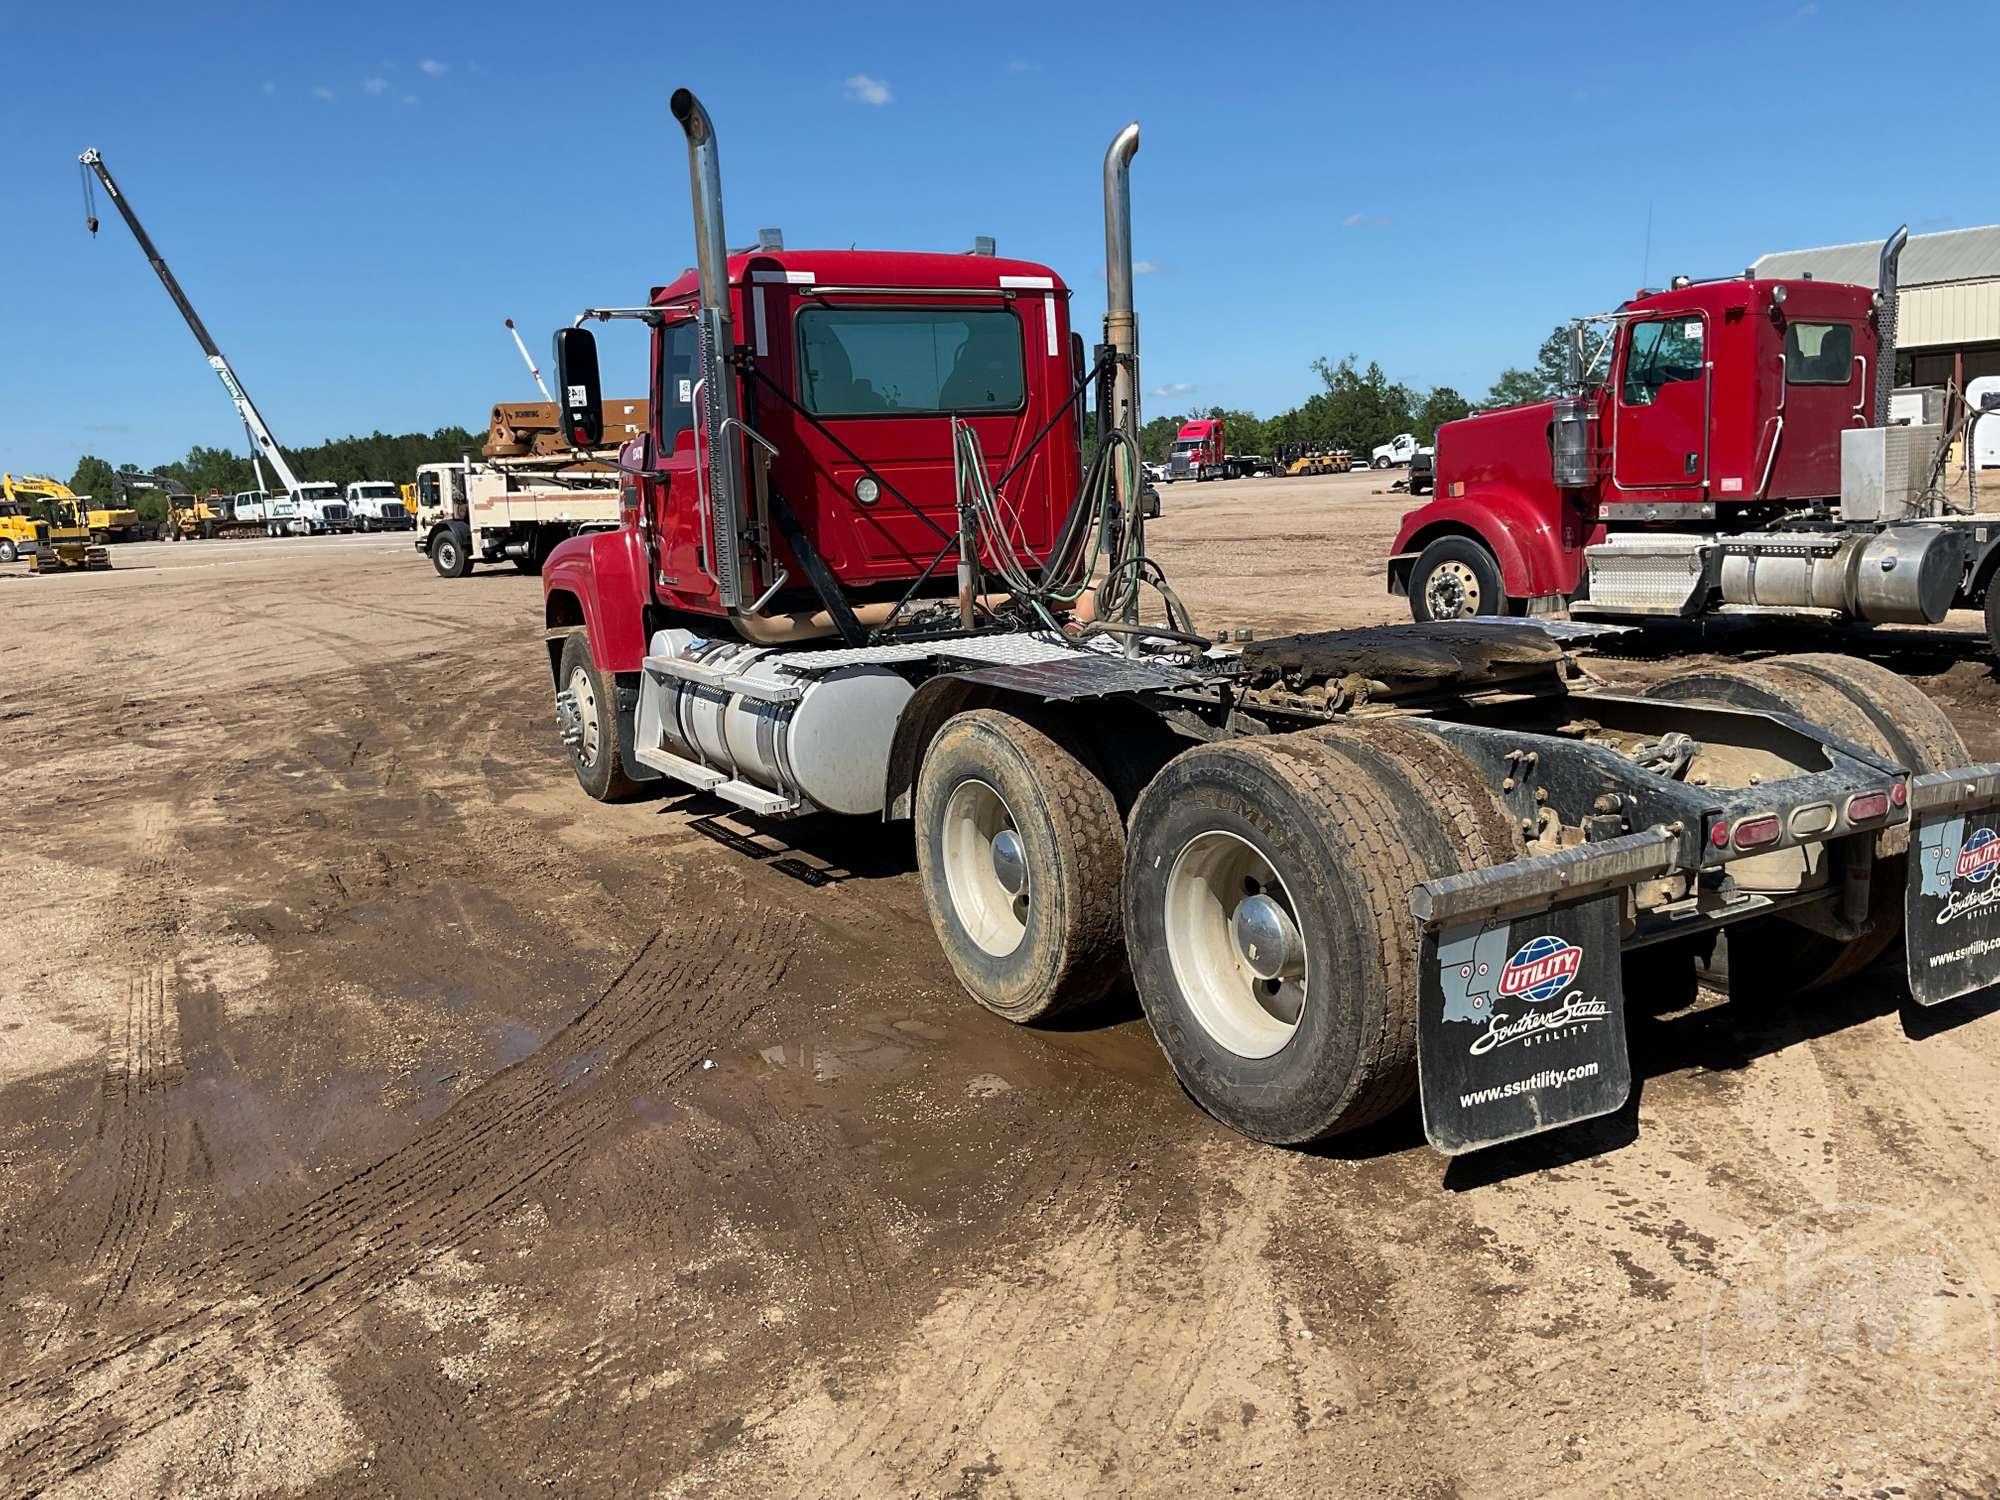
[542, 527, 651, 681]
[1389, 490, 1576, 599]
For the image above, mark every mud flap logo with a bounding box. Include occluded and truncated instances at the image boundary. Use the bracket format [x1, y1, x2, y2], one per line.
[1417, 894, 1629, 1155]
[1906, 810, 2000, 1006]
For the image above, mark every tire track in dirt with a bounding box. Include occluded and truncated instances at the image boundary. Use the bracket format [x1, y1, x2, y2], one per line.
[0, 912, 798, 1498]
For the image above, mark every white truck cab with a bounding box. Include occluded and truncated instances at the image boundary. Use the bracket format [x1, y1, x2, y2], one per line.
[290, 482, 353, 535]
[1371, 433, 1417, 469]
[345, 480, 413, 531]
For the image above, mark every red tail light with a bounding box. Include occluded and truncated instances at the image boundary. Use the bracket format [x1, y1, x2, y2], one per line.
[1890, 780, 1908, 809]
[1846, 791, 1890, 824]
[1733, 815, 1782, 851]
[1710, 820, 1731, 850]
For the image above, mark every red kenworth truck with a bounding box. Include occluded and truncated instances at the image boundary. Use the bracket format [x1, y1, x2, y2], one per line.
[1389, 233, 2000, 656]
[1167, 417, 1270, 481]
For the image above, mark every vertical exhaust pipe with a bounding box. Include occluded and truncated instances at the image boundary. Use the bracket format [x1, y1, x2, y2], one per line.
[1102, 123, 1142, 455]
[1102, 123, 1141, 647]
[670, 88, 747, 609]
[1874, 224, 1908, 429]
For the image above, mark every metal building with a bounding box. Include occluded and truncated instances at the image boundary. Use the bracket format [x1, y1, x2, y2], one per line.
[1753, 225, 2000, 392]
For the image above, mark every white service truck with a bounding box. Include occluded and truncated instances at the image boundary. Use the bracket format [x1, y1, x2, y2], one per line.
[1371, 432, 1417, 468]
[345, 480, 415, 531]
[415, 457, 619, 577]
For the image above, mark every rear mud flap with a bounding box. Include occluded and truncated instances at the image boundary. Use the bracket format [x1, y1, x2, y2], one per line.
[1417, 891, 1630, 1155]
[1906, 765, 2000, 1005]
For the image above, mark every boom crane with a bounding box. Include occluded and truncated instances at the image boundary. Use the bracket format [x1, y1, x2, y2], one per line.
[79, 147, 306, 499]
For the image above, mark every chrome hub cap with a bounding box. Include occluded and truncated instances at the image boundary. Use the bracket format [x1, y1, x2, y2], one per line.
[1425, 559, 1480, 618]
[564, 666, 600, 766]
[1164, 830, 1307, 1058]
[941, 779, 1028, 956]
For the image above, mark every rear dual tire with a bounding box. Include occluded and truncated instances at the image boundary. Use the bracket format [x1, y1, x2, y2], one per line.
[1122, 727, 1517, 1145]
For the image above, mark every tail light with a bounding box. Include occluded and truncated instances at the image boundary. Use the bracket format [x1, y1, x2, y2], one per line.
[1890, 780, 1908, 809]
[1846, 791, 1890, 824]
[1732, 814, 1783, 851]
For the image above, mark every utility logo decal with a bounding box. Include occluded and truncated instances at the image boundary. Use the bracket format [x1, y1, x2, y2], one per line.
[1956, 827, 2000, 885]
[1496, 935, 1583, 1003]
[1916, 816, 2000, 926]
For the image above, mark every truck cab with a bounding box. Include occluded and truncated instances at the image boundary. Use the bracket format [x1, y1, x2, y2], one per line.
[543, 244, 1082, 652]
[345, 480, 413, 531]
[1390, 273, 1883, 620]
[1169, 419, 1225, 481]
[1371, 433, 1417, 469]
[291, 482, 353, 535]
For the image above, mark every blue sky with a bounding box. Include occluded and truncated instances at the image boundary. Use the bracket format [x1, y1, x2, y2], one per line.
[4, 0, 1994, 477]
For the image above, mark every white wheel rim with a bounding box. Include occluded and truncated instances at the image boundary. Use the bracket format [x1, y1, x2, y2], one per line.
[1425, 559, 1481, 617]
[1163, 830, 1307, 1059]
[567, 665, 601, 766]
[941, 779, 1028, 957]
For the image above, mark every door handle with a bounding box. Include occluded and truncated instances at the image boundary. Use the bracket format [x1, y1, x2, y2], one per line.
[1685, 452, 1698, 476]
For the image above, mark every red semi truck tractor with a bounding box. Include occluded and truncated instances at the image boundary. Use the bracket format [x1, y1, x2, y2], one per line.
[539, 92, 2000, 1159]
[1389, 230, 2000, 657]
[1167, 418, 1269, 481]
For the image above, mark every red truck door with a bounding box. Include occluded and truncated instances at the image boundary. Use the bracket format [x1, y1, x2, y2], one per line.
[1611, 314, 1709, 492]
[1766, 318, 1863, 500]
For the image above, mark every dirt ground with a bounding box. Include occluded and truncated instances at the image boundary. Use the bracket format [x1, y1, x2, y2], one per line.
[3, 477, 1999, 1498]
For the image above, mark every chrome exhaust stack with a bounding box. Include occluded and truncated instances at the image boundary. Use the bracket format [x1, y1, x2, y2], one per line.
[1102, 122, 1142, 456]
[670, 88, 746, 609]
[1874, 224, 1908, 429]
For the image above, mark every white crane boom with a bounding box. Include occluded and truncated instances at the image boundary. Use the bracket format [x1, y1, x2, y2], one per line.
[505, 318, 554, 401]
[79, 147, 307, 498]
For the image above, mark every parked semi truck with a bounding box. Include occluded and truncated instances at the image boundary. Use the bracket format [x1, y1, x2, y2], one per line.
[1389, 232, 2000, 656]
[346, 480, 414, 531]
[1167, 418, 1270, 481]
[539, 89, 2000, 1159]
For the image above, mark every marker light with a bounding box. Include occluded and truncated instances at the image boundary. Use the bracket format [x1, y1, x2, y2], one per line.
[1733, 814, 1783, 851]
[1847, 791, 1890, 824]
[1890, 780, 1909, 809]
[1710, 820, 1732, 850]
[854, 477, 880, 506]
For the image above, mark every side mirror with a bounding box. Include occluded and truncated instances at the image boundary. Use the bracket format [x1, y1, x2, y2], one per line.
[617, 434, 658, 475]
[552, 327, 603, 449]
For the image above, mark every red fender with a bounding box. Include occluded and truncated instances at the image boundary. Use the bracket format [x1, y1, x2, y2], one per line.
[541, 527, 652, 678]
[1389, 488, 1586, 600]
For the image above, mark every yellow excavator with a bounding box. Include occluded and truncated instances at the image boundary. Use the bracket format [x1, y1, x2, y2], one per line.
[1, 475, 110, 572]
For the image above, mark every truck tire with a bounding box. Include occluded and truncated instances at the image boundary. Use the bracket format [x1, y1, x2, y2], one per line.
[1642, 658, 1967, 996]
[914, 709, 1127, 1023]
[557, 632, 638, 802]
[0, 540, 14, 563]
[1122, 736, 1464, 1145]
[1373, 455, 1390, 469]
[1989, 584, 2000, 663]
[1409, 535, 1509, 622]
[430, 527, 472, 579]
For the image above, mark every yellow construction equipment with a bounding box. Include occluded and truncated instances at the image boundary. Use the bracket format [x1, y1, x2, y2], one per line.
[0, 497, 42, 563]
[3, 476, 110, 572]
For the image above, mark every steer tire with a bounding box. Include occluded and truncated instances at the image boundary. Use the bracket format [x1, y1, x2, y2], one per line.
[431, 528, 472, 579]
[558, 632, 638, 803]
[915, 709, 1127, 1023]
[1409, 535, 1509, 622]
[0, 540, 15, 563]
[1124, 737, 1462, 1145]
[1987, 584, 2000, 664]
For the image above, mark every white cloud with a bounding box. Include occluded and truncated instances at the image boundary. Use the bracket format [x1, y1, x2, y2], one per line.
[401, 95, 418, 105]
[1796, 2, 1818, 14]
[844, 73, 892, 105]
[1133, 259, 1162, 275]
[312, 84, 336, 101]
[1007, 59, 1038, 73]
[261, 80, 277, 96]
[363, 76, 388, 94]
[1342, 211, 1391, 229]
[419, 58, 449, 76]
[1152, 382, 1196, 399]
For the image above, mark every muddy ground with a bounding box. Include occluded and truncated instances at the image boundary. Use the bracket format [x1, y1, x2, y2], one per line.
[2, 474, 1999, 1498]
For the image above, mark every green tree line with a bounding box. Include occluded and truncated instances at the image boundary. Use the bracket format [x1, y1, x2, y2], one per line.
[1139, 324, 1580, 463]
[66, 426, 486, 518]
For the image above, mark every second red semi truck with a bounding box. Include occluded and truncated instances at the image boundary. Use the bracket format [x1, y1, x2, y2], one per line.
[1389, 234, 2000, 657]
[537, 89, 2000, 1160]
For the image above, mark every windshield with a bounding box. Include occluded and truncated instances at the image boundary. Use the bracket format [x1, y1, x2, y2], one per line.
[1173, 438, 1203, 453]
[298, 485, 338, 501]
[796, 306, 1025, 416]
[354, 484, 398, 499]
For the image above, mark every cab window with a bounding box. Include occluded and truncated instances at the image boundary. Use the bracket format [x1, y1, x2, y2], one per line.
[1621, 318, 1705, 406]
[797, 307, 1024, 416]
[1783, 322, 1854, 385]
[657, 320, 698, 455]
